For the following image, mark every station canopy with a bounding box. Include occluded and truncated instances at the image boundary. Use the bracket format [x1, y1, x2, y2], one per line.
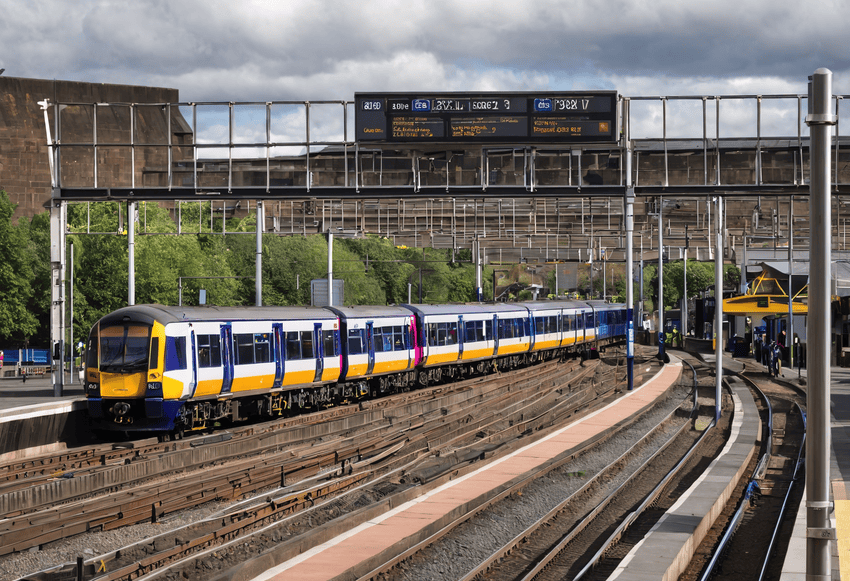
[723, 262, 809, 315]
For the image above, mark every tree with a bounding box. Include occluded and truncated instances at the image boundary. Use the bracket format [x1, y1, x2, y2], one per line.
[0, 191, 38, 341]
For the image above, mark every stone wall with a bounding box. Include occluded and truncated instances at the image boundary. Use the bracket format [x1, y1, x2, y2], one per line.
[0, 77, 184, 219]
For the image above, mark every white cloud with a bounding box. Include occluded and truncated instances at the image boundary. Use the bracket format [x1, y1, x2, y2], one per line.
[1, 0, 848, 105]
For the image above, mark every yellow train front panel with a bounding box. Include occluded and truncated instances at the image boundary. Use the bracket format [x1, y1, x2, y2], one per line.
[100, 372, 147, 398]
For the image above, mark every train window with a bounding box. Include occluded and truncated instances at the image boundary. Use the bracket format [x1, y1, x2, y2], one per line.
[197, 334, 221, 368]
[465, 321, 486, 342]
[427, 324, 437, 347]
[234, 334, 255, 365]
[86, 328, 99, 369]
[286, 332, 301, 360]
[392, 326, 404, 351]
[164, 336, 187, 371]
[437, 324, 447, 345]
[485, 320, 493, 341]
[323, 330, 336, 357]
[300, 331, 314, 359]
[148, 337, 159, 371]
[254, 333, 271, 363]
[535, 318, 545, 335]
[348, 329, 364, 355]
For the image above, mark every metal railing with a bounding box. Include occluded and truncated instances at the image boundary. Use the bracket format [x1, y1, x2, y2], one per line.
[41, 93, 850, 198]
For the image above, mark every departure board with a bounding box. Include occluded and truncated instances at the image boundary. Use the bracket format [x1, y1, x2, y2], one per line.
[355, 92, 618, 144]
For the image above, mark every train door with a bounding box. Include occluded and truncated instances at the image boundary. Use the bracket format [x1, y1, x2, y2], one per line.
[492, 314, 499, 356]
[458, 315, 465, 359]
[313, 323, 324, 383]
[189, 330, 198, 398]
[220, 324, 233, 394]
[272, 323, 284, 388]
[366, 321, 376, 374]
[530, 313, 538, 350]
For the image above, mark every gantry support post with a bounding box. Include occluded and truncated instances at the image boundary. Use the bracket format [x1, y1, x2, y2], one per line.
[624, 97, 635, 390]
[806, 67, 836, 581]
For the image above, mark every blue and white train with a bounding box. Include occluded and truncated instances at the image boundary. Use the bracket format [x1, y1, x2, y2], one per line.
[83, 300, 628, 435]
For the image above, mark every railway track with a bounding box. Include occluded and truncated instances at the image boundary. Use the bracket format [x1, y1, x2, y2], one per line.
[7, 350, 652, 581]
[359, 358, 711, 581]
[678, 363, 807, 580]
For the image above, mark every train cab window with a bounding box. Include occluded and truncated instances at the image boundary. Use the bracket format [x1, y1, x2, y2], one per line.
[149, 337, 159, 371]
[87, 328, 99, 369]
[197, 334, 221, 368]
[347, 329, 365, 355]
[323, 330, 337, 357]
[234, 333, 255, 365]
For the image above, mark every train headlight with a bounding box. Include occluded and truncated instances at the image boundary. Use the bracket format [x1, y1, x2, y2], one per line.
[86, 382, 100, 396]
[146, 382, 163, 398]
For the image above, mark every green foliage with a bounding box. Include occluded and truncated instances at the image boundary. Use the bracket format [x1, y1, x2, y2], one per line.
[644, 260, 740, 311]
[0, 191, 38, 340]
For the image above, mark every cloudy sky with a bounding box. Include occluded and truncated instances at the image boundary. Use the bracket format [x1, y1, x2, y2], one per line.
[4, 0, 849, 142]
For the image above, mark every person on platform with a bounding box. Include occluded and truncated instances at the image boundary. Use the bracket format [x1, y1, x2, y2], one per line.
[768, 341, 776, 376]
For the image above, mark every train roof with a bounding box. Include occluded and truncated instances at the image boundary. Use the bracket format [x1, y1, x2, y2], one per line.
[326, 305, 415, 319]
[518, 300, 593, 312]
[402, 303, 528, 316]
[585, 301, 627, 310]
[97, 304, 337, 327]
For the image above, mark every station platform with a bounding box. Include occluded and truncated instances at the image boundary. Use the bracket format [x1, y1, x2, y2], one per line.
[0, 372, 87, 461]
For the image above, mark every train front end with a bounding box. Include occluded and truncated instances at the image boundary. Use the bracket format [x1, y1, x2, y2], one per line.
[84, 306, 176, 432]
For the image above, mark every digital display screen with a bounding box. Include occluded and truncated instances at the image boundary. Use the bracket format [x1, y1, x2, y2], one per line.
[355, 92, 617, 144]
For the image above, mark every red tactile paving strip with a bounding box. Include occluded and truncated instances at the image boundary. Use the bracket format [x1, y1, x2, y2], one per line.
[252, 363, 683, 581]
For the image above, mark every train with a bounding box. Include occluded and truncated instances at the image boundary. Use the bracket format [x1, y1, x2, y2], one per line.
[83, 300, 629, 436]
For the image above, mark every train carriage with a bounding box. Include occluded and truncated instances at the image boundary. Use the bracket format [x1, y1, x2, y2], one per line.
[587, 300, 628, 341]
[403, 303, 531, 382]
[85, 305, 342, 433]
[326, 305, 417, 392]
